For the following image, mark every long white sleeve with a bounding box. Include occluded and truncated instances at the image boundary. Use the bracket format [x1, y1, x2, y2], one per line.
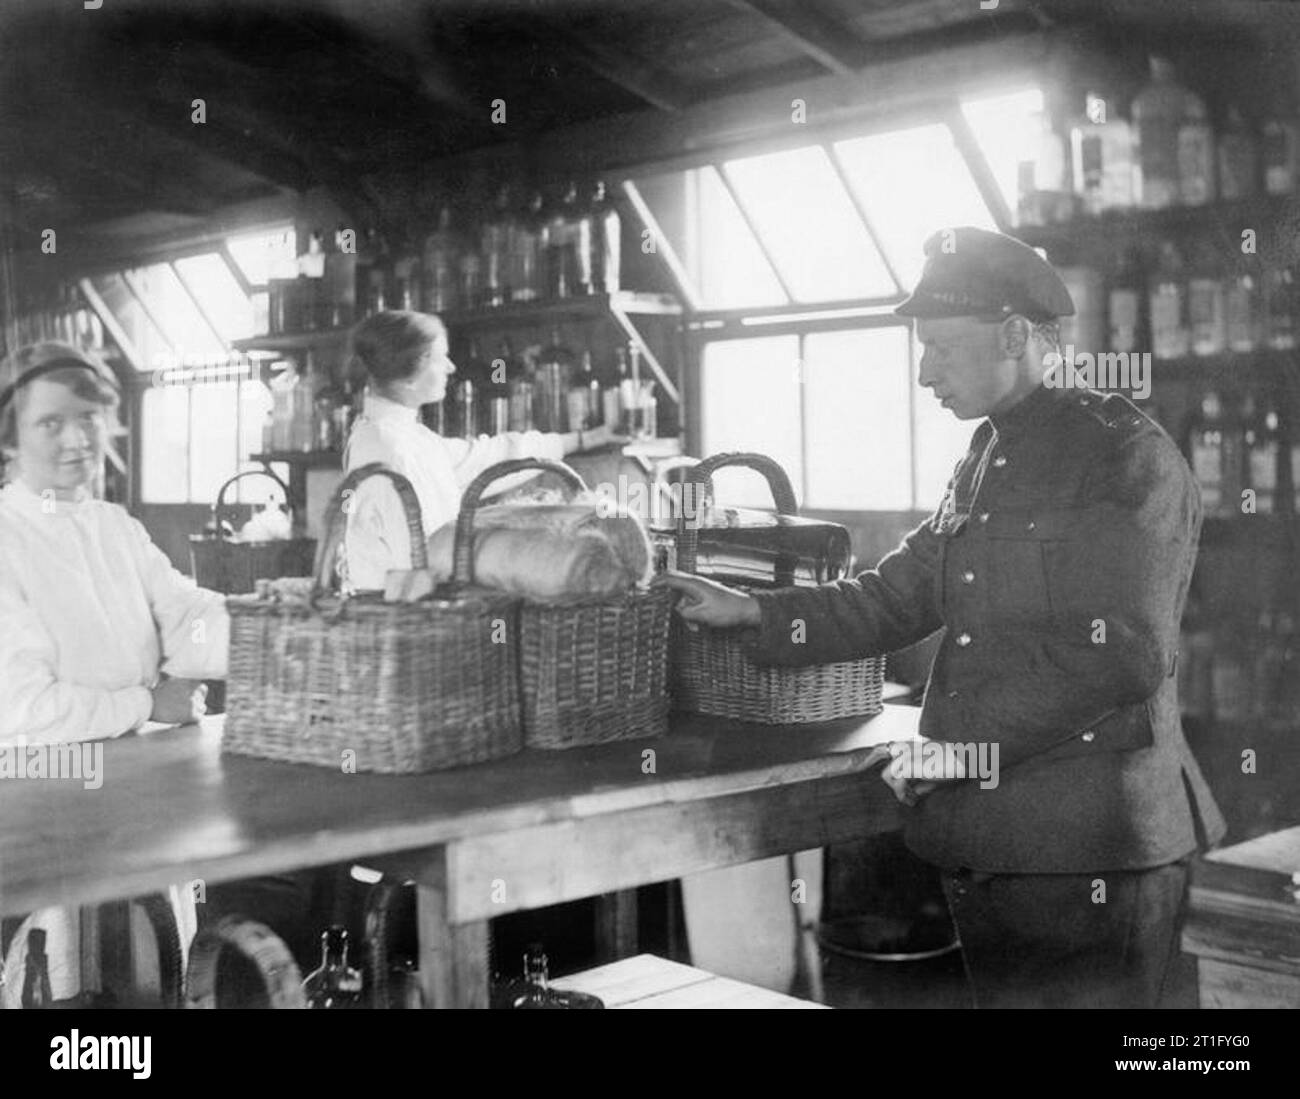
[126, 516, 230, 679]
[0, 568, 153, 744]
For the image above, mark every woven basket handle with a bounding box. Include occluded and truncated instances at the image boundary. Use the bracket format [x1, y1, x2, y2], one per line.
[677, 452, 799, 585]
[185, 916, 305, 1009]
[313, 463, 427, 594]
[453, 458, 588, 587]
[208, 468, 292, 535]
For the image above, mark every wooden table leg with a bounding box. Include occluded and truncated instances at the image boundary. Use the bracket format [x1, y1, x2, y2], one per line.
[594, 889, 639, 963]
[412, 847, 489, 1009]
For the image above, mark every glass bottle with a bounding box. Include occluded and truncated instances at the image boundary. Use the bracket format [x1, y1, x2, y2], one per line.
[1217, 107, 1257, 201]
[1132, 56, 1187, 210]
[1107, 248, 1145, 355]
[1149, 241, 1190, 360]
[481, 185, 514, 308]
[22, 929, 54, 1009]
[1017, 109, 1072, 226]
[583, 349, 603, 429]
[590, 180, 622, 294]
[294, 351, 320, 451]
[1176, 83, 1215, 206]
[510, 193, 544, 303]
[1264, 265, 1297, 350]
[422, 206, 461, 314]
[534, 328, 574, 433]
[1262, 113, 1299, 195]
[1241, 392, 1279, 515]
[1225, 270, 1260, 353]
[362, 228, 389, 317]
[544, 183, 581, 299]
[1186, 390, 1227, 516]
[454, 377, 477, 440]
[1070, 92, 1135, 215]
[506, 944, 604, 1009]
[504, 339, 534, 432]
[1187, 243, 1226, 357]
[302, 926, 364, 1009]
[325, 222, 358, 328]
[567, 351, 592, 435]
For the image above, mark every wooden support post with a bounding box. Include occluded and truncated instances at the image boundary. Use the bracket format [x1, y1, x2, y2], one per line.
[411, 846, 491, 1009]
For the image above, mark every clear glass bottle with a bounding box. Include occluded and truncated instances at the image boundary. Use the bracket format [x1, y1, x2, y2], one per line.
[511, 192, 545, 303]
[1187, 243, 1226, 357]
[504, 339, 534, 432]
[1149, 241, 1190, 360]
[22, 928, 54, 1009]
[302, 926, 364, 1009]
[590, 180, 621, 294]
[422, 206, 461, 314]
[1186, 390, 1226, 516]
[1132, 56, 1188, 210]
[1225, 271, 1260, 353]
[480, 185, 514, 308]
[1264, 265, 1297, 350]
[1107, 248, 1145, 354]
[1217, 106, 1257, 201]
[1070, 92, 1135, 215]
[1017, 109, 1072, 226]
[506, 944, 604, 1009]
[1241, 392, 1279, 515]
[535, 328, 574, 433]
[1262, 114, 1299, 195]
[1177, 86, 1216, 206]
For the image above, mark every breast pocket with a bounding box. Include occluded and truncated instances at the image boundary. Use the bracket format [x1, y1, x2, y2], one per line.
[982, 509, 1076, 620]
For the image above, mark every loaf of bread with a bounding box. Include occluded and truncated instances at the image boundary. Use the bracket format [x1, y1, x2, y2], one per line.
[425, 503, 652, 601]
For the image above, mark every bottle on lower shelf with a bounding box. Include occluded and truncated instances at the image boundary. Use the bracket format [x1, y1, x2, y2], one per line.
[491, 943, 604, 1009]
[303, 925, 364, 1009]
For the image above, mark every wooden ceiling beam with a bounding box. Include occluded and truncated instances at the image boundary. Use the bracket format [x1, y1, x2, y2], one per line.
[727, 0, 873, 78]
[539, 27, 691, 113]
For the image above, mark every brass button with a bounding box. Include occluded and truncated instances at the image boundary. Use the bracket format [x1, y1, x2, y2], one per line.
[962, 570, 975, 584]
[956, 632, 972, 647]
[1081, 730, 1095, 743]
[993, 455, 1007, 468]
[1026, 520, 1036, 531]
[978, 512, 990, 524]
[947, 690, 960, 699]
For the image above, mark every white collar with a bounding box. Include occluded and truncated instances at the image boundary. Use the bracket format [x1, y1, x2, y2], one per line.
[361, 391, 420, 425]
[0, 477, 94, 517]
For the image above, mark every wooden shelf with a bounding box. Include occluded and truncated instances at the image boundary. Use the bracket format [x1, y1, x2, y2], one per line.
[232, 329, 350, 353]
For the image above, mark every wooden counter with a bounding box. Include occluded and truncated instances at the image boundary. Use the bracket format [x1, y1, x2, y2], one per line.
[0, 705, 918, 1006]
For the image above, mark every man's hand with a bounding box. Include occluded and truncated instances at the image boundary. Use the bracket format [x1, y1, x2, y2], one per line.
[150, 677, 208, 725]
[654, 571, 762, 629]
[881, 738, 966, 806]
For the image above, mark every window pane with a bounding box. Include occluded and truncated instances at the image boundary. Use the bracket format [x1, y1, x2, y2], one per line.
[834, 124, 997, 290]
[175, 253, 255, 342]
[226, 226, 296, 287]
[910, 338, 978, 512]
[724, 147, 895, 302]
[91, 274, 172, 371]
[960, 87, 1045, 220]
[188, 384, 239, 505]
[140, 385, 189, 503]
[127, 264, 225, 362]
[700, 335, 801, 509]
[693, 167, 788, 310]
[803, 328, 912, 510]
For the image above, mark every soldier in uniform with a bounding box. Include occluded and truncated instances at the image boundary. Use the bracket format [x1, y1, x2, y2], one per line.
[660, 226, 1225, 1008]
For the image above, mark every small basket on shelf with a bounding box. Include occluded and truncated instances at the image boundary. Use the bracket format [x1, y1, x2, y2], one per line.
[222, 463, 522, 774]
[189, 469, 316, 595]
[671, 452, 885, 725]
[461, 458, 673, 750]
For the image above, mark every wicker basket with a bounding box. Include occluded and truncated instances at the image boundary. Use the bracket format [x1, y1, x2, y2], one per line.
[189, 469, 316, 595]
[185, 917, 304, 1009]
[671, 452, 885, 724]
[460, 458, 672, 750]
[222, 463, 522, 773]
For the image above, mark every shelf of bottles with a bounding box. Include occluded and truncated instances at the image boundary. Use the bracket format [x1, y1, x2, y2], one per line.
[2, 281, 107, 359]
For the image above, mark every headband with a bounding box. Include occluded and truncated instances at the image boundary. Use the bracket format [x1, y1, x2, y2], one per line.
[0, 358, 113, 413]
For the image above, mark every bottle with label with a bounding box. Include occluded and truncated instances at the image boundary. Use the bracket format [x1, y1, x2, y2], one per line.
[1225, 270, 1260, 352]
[1107, 248, 1145, 354]
[1187, 243, 1226, 357]
[1176, 84, 1216, 206]
[1185, 390, 1231, 516]
[503, 944, 604, 1009]
[303, 926, 364, 1009]
[22, 929, 54, 1009]
[1264, 265, 1297, 350]
[1217, 107, 1257, 200]
[590, 180, 622, 294]
[1262, 114, 1299, 195]
[1241, 392, 1279, 514]
[1070, 92, 1135, 215]
[1132, 56, 1188, 209]
[422, 206, 461, 314]
[1149, 241, 1190, 360]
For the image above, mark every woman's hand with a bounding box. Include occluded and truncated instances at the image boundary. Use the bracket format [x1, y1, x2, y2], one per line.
[654, 571, 762, 629]
[150, 677, 209, 725]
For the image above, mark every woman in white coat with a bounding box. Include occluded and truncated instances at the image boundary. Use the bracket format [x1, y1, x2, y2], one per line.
[342, 310, 606, 589]
[0, 341, 227, 1003]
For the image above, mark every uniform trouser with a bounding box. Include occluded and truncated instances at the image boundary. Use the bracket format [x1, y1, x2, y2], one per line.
[939, 858, 1191, 1009]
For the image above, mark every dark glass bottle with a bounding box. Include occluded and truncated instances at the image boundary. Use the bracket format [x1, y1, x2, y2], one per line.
[22, 929, 54, 1009]
[302, 926, 364, 1009]
[505, 944, 604, 1009]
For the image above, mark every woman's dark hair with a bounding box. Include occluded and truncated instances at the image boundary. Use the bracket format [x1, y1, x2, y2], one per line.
[0, 341, 122, 453]
[348, 310, 445, 387]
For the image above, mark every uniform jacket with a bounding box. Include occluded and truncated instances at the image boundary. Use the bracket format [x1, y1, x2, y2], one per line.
[746, 383, 1226, 873]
